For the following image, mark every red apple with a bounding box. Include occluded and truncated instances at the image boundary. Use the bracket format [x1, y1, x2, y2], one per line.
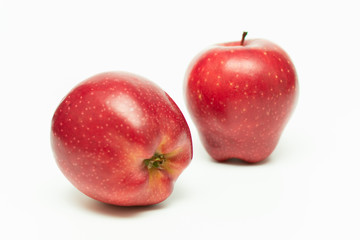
[184, 32, 298, 163]
[51, 72, 193, 206]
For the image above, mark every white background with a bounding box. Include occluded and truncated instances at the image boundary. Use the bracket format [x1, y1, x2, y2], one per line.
[1, 0, 360, 239]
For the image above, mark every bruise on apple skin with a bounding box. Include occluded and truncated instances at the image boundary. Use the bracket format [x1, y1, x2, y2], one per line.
[184, 39, 298, 163]
[51, 72, 193, 206]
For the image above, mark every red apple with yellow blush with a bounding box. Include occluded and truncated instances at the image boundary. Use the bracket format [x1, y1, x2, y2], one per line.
[184, 32, 298, 163]
[51, 72, 193, 206]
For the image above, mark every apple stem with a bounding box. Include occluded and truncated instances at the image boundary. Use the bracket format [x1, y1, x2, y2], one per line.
[240, 31, 248, 46]
[144, 153, 166, 169]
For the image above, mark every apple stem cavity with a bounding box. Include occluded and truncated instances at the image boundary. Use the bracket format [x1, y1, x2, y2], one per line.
[240, 31, 248, 46]
[144, 153, 166, 169]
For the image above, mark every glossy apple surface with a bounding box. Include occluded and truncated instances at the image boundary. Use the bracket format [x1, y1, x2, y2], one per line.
[184, 33, 298, 163]
[51, 72, 193, 206]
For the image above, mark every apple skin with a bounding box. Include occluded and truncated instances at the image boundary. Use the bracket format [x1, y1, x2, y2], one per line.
[184, 37, 298, 163]
[51, 72, 193, 206]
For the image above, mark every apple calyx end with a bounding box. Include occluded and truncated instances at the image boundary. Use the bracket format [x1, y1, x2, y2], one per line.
[144, 153, 166, 169]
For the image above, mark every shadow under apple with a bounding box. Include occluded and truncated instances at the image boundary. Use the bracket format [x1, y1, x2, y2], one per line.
[67, 188, 165, 218]
[211, 156, 272, 166]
